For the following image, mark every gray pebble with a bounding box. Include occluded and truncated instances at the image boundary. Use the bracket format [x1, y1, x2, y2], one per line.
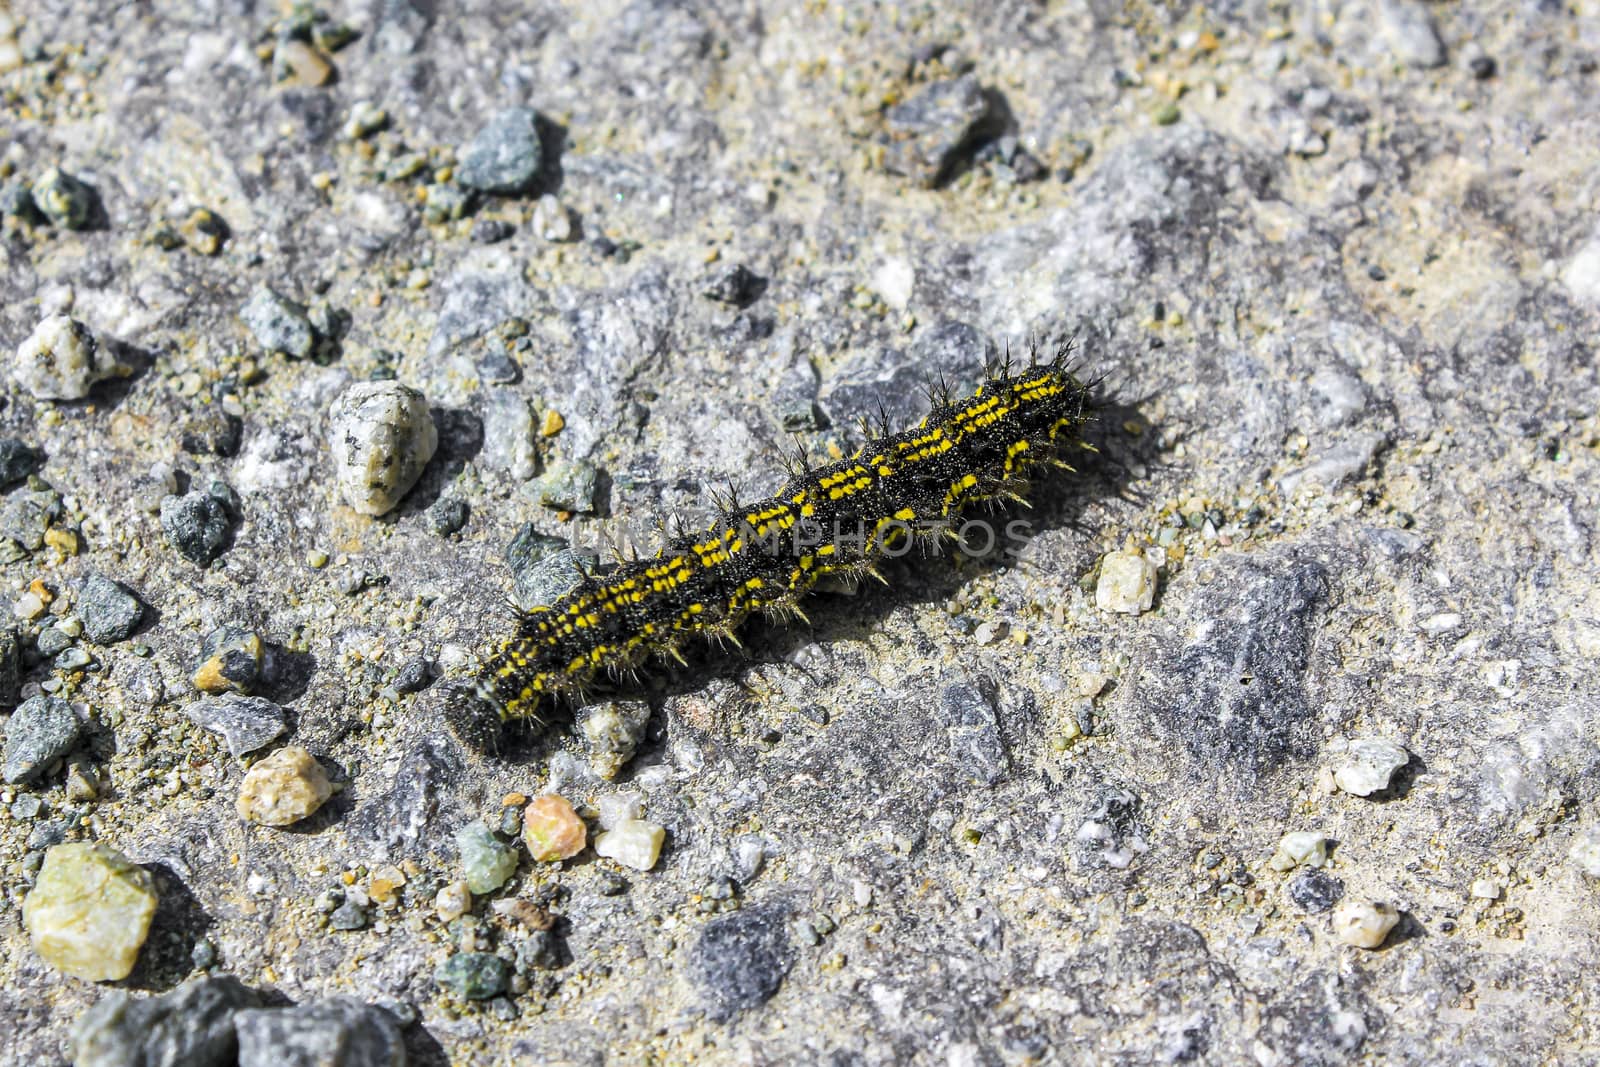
[1287, 869, 1345, 914]
[183, 694, 288, 757]
[327, 380, 438, 516]
[457, 108, 544, 195]
[78, 574, 145, 644]
[31, 166, 97, 229]
[1, 484, 60, 550]
[0, 627, 18, 711]
[511, 546, 593, 613]
[938, 679, 1009, 785]
[1381, 0, 1446, 68]
[393, 657, 433, 694]
[482, 389, 538, 481]
[435, 951, 511, 1000]
[532, 458, 599, 513]
[329, 900, 369, 930]
[702, 263, 765, 307]
[471, 218, 515, 244]
[36, 624, 73, 658]
[234, 997, 406, 1067]
[3, 695, 82, 785]
[72, 975, 264, 1067]
[427, 497, 469, 536]
[0, 438, 41, 486]
[160, 488, 234, 565]
[884, 75, 998, 187]
[689, 903, 796, 1021]
[240, 287, 315, 360]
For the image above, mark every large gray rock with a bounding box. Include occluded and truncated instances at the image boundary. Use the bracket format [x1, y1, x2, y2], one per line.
[73, 976, 263, 1067]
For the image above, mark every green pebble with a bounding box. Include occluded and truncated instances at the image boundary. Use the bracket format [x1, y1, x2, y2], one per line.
[435, 951, 510, 1000]
[454, 822, 517, 894]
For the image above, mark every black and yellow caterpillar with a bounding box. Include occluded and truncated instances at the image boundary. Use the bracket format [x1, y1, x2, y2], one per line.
[473, 343, 1094, 722]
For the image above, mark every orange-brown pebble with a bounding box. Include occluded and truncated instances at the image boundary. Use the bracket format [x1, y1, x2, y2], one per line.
[522, 794, 586, 862]
[501, 792, 528, 808]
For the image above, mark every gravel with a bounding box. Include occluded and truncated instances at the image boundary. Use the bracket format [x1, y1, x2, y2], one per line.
[184, 694, 288, 757]
[160, 486, 235, 565]
[456, 107, 545, 195]
[327, 380, 438, 516]
[2, 694, 82, 785]
[689, 904, 796, 1021]
[76, 573, 144, 644]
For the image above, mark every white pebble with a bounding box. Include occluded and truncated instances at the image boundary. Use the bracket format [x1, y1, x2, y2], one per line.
[327, 380, 438, 516]
[1095, 549, 1158, 615]
[596, 791, 644, 830]
[1333, 738, 1409, 797]
[1469, 878, 1501, 901]
[235, 746, 333, 826]
[1331, 898, 1399, 948]
[1569, 834, 1600, 878]
[593, 818, 665, 871]
[532, 194, 574, 242]
[13, 314, 122, 401]
[1268, 831, 1329, 872]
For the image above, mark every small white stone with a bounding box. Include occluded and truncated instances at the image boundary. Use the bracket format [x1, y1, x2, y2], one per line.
[596, 791, 644, 830]
[1268, 831, 1329, 872]
[1568, 834, 1600, 878]
[593, 818, 665, 871]
[327, 380, 438, 516]
[1562, 231, 1600, 305]
[1469, 878, 1501, 901]
[874, 257, 916, 310]
[1331, 898, 1399, 949]
[434, 880, 472, 922]
[1095, 550, 1157, 615]
[235, 745, 333, 826]
[13, 315, 122, 401]
[532, 194, 574, 242]
[1333, 738, 1409, 797]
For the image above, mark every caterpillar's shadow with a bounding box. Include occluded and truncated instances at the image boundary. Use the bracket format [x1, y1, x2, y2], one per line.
[450, 396, 1159, 764]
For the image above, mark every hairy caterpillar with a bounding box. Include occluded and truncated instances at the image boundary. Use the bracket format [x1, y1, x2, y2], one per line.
[471, 342, 1095, 724]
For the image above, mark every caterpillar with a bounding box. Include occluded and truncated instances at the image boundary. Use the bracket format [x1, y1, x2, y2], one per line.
[470, 341, 1095, 725]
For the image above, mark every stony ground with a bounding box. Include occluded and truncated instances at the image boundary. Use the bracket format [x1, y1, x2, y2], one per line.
[3, 0, 1600, 1064]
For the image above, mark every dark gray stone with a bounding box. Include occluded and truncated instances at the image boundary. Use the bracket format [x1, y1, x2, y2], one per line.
[0, 438, 40, 486]
[393, 657, 432, 694]
[884, 75, 999, 187]
[78, 574, 145, 644]
[427, 497, 469, 536]
[701, 264, 765, 307]
[689, 903, 796, 1021]
[183, 694, 288, 757]
[938, 678, 1009, 785]
[234, 998, 406, 1067]
[180, 410, 244, 457]
[350, 736, 464, 858]
[0, 485, 62, 551]
[240, 287, 315, 359]
[329, 900, 369, 930]
[510, 546, 595, 612]
[435, 952, 511, 1000]
[0, 627, 19, 712]
[72, 975, 264, 1067]
[1287, 870, 1345, 914]
[1143, 554, 1331, 788]
[457, 108, 544, 195]
[3, 695, 82, 785]
[160, 489, 234, 565]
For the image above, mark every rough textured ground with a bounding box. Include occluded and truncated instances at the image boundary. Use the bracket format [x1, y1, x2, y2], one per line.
[3, 0, 1600, 1064]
